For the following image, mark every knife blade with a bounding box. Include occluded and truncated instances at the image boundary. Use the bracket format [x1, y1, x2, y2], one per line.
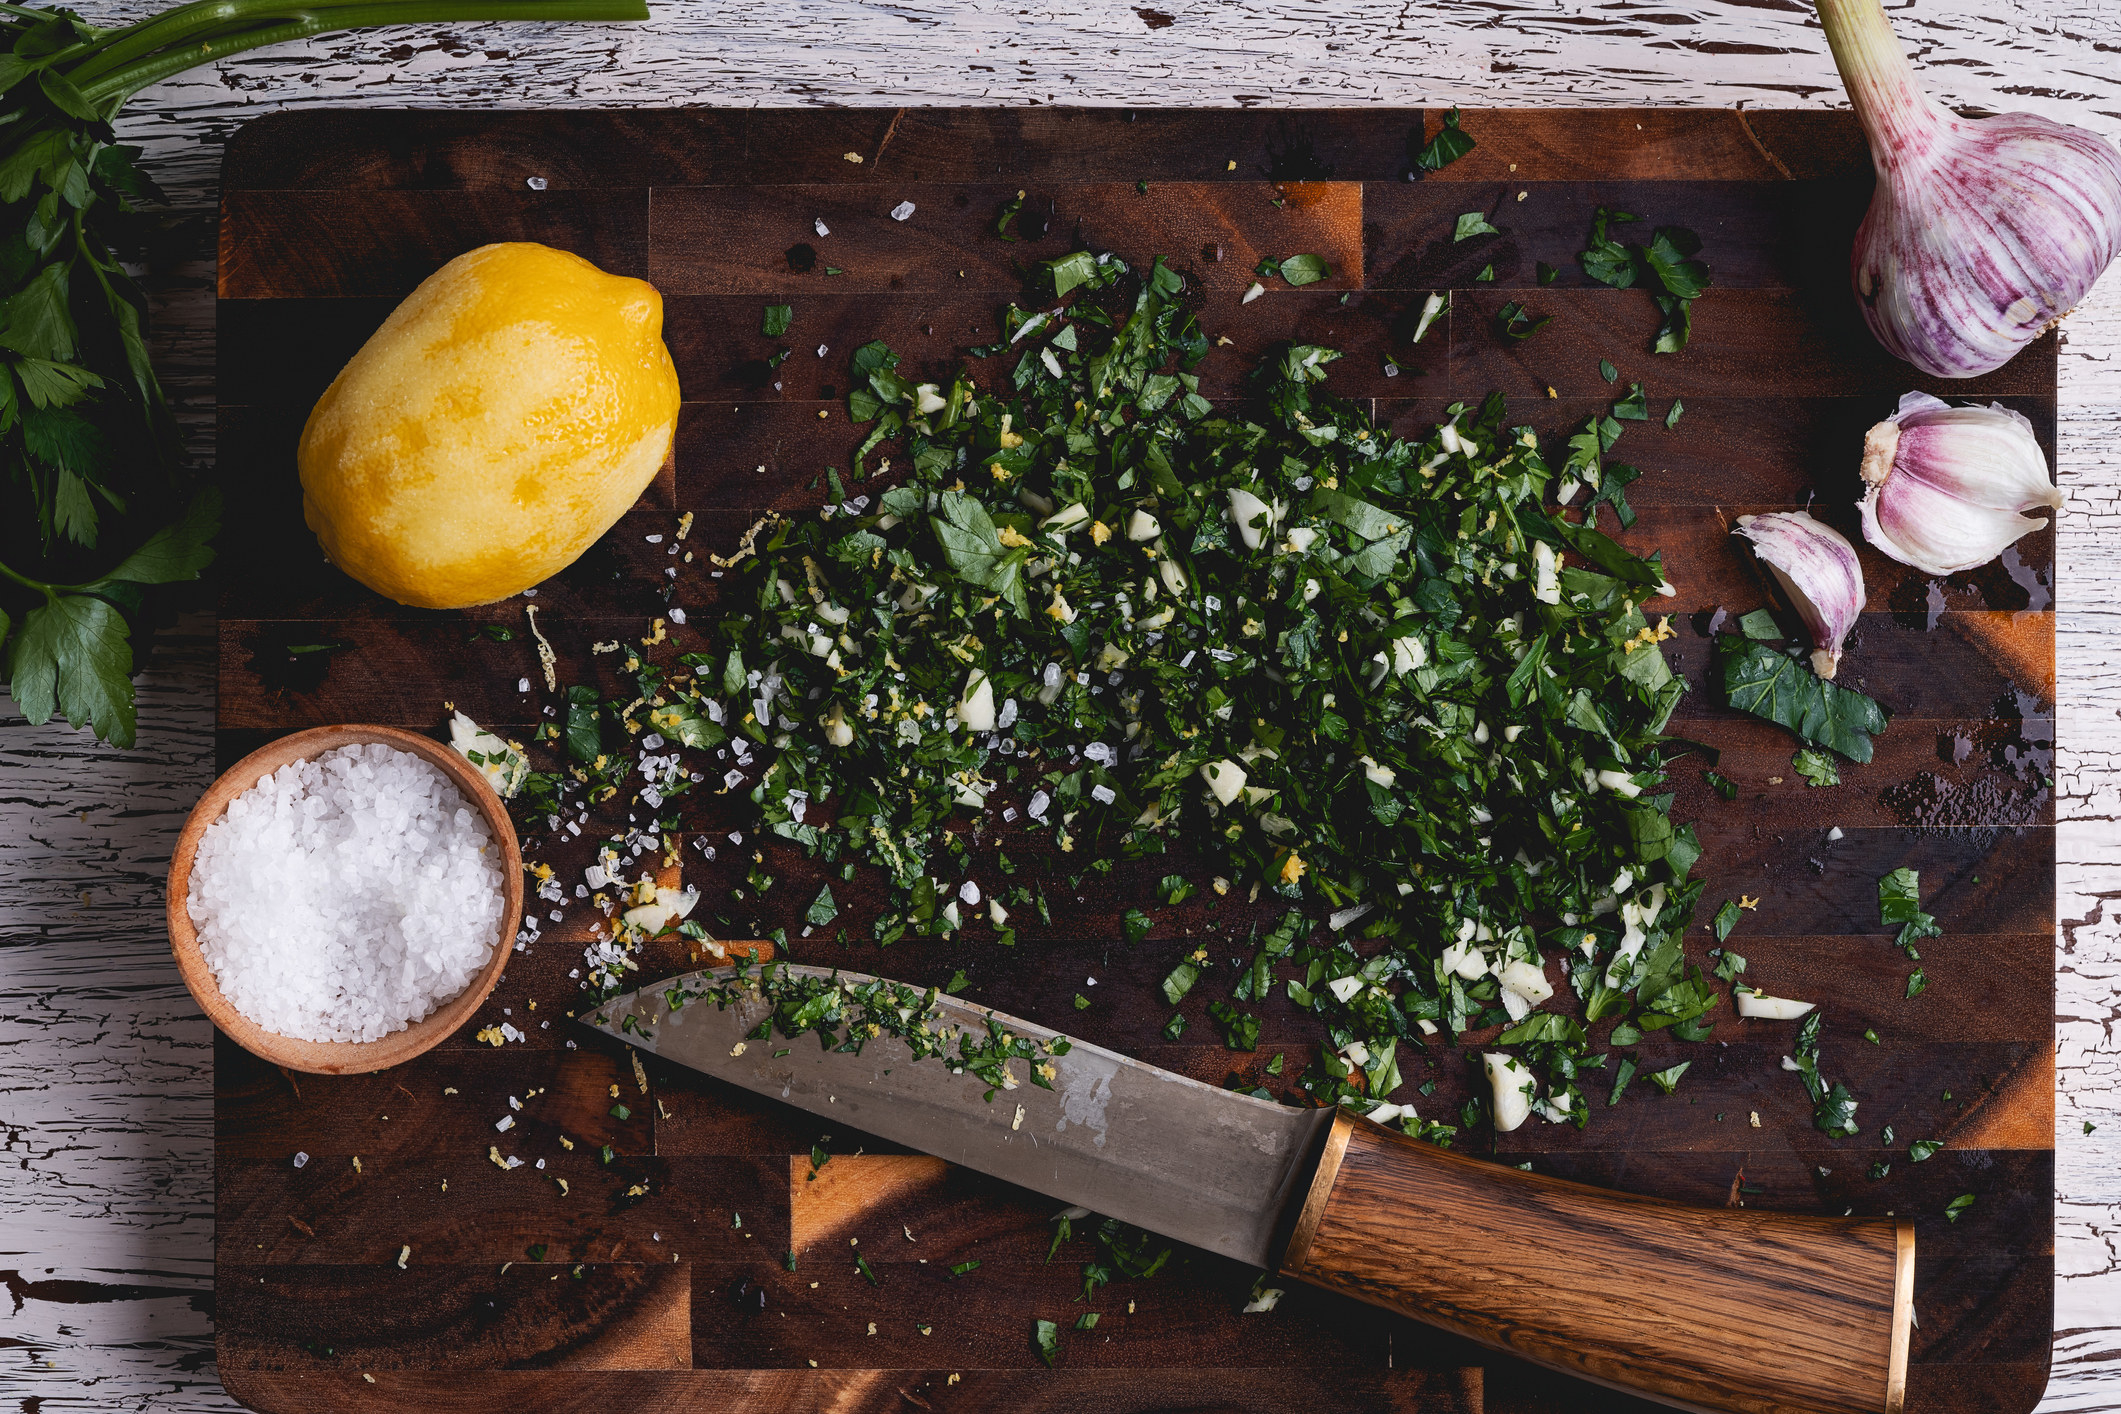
[582, 961, 1332, 1267]
[583, 961, 1915, 1414]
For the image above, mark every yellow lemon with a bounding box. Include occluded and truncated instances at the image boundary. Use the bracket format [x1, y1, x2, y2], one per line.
[298, 242, 680, 609]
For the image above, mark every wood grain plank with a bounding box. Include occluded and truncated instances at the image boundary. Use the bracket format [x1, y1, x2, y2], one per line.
[218, 190, 650, 298]
[1363, 180, 1867, 292]
[217, 108, 1869, 192]
[812, 1367, 1486, 1414]
[1448, 288, 2060, 400]
[206, 438, 2057, 624]
[649, 182, 1363, 295]
[218, 1369, 811, 1414]
[214, 1038, 637, 1159]
[216, 1366, 1479, 1414]
[217, 1262, 692, 1369]
[681, 1254, 1478, 1371]
[1375, 395, 2058, 511]
[216, 1155, 790, 1264]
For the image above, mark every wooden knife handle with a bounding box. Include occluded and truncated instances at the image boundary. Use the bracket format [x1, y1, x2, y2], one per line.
[1280, 1112, 1913, 1414]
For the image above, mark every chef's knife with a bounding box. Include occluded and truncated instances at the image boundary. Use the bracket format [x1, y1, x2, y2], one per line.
[584, 963, 1912, 1414]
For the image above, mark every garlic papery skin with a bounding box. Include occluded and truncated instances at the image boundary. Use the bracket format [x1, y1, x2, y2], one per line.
[1818, 0, 2121, 378]
[1731, 511, 1865, 679]
[1857, 391, 2063, 575]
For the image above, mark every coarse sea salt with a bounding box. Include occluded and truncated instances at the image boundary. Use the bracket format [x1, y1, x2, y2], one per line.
[187, 743, 505, 1043]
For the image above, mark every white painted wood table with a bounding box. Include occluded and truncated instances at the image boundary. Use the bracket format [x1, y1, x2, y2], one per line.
[2, 0, 2117, 1407]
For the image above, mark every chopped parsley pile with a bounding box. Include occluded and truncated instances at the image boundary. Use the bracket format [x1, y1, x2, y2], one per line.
[566, 247, 1737, 1136]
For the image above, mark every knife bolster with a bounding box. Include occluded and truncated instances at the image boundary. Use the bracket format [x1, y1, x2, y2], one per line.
[1278, 1111, 1913, 1414]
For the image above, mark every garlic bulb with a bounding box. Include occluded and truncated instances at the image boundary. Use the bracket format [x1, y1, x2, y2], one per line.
[1730, 511, 1865, 679]
[1818, 0, 2121, 377]
[1857, 392, 2062, 575]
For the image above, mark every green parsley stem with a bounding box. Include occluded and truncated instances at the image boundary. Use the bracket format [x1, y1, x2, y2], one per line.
[74, 0, 648, 108]
[0, 557, 59, 600]
[60, 0, 253, 90]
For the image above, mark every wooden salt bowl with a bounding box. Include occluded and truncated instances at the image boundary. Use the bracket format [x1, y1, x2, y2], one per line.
[166, 724, 522, 1074]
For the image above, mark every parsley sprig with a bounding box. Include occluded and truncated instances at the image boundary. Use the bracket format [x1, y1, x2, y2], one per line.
[0, 0, 646, 745]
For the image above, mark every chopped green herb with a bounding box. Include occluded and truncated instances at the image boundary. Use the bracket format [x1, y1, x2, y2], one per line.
[1033, 1318, 1062, 1366]
[994, 192, 1026, 240]
[1703, 770, 1738, 800]
[1496, 300, 1550, 341]
[1944, 1193, 1976, 1224]
[1879, 867, 1943, 956]
[1454, 211, 1501, 242]
[1713, 899, 1743, 943]
[855, 1252, 879, 1286]
[1905, 969, 1927, 999]
[949, 1259, 982, 1277]
[1415, 108, 1476, 172]
[1612, 382, 1648, 420]
[1608, 1055, 1639, 1105]
[526, 1243, 548, 1262]
[1665, 399, 1684, 430]
[1577, 207, 1711, 352]
[1536, 261, 1558, 285]
[1737, 608, 1782, 640]
[1720, 636, 1888, 762]
[1908, 1139, 1942, 1162]
[1788, 1011, 1860, 1138]
[1073, 993, 1092, 1010]
[1207, 999, 1260, 1051]
[1792, 749, 1840, 788]
[1278, 254, 1329, 287]
[1599, 358, 1619, 384]
[1074, 1312, 1100, 1331]
[762, 304, 792, 337]
[1647, 1062, 1691, 1095]
[609, 1104, 632, 1120]
[806, 885, 839, 926]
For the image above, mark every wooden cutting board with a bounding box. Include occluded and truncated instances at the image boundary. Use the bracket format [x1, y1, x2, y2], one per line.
[210, 108, 2055, 1414]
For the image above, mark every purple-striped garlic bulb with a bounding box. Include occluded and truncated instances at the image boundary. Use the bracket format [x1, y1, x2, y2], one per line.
[1857, 391, 2062, 575]
[1817, 0, 2121, 378]
[1732, 511, 1865, 679]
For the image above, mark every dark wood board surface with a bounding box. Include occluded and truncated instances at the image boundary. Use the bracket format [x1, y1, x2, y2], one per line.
[212, 108, 2055, 1414]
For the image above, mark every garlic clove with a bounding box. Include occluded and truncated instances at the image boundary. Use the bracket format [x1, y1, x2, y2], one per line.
[955, 671, 995, 732]
[1820, 0, 2121, 378]
[1484, 1052, 1535, 1133]
[1731, 511, 1865, 679]
[1857, 391, 2063, 575]
[1227, 487, 1276, 550]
